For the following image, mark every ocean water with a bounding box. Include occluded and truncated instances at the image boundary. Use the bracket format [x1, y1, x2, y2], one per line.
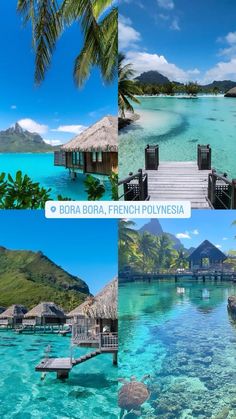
[0, 331, 118, 419]
[119, 280, 236, 418]
[119, 96, 236, 179]
[0, 153, 111, 200]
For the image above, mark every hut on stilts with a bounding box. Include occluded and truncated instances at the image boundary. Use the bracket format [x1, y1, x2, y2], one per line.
[54, 116, 118, 178]
[21, 302, 66, 333]
[0, 305, 27, 328]
[36, 279, 118, 379]
[71, 278, 118, 363]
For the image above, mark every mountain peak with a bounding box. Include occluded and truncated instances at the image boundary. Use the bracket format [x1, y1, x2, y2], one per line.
[14, 122, 24, 134]
[135, 70, 170, 85]
[139, 219, 163, 235]
[0, 123, 57, 152]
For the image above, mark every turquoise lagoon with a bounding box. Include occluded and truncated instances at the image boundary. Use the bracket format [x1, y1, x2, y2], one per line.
[0, 153, 111, 200]
[119, 96, 236, 179]
[0, 331, 117, 419]
[119, 280, 236, 418]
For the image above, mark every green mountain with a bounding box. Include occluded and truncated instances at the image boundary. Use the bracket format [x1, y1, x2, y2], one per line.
[0, 123, 59, 152]
[136, 71, 236, 93]
[135, 70, 170, 85]
[0, 246, 90, 311]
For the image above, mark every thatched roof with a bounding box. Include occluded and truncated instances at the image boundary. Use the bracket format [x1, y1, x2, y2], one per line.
[0, 304, 27, 319]
[24, 302, 65, 319]
[188, 240, 227, 262]
[61, 116, 118, 153]
[67, 278, 117, 320]
[225, 87, 236, 97]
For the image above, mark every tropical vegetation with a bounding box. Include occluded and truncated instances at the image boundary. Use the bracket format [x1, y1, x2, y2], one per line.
[17, 0, 118, 86]
[118, 53, 142, 117]
[119, 220, 189, 273]
[0, 171, 72, 209]
[135, 81, 221, 96]
[0, 246, 89, 310]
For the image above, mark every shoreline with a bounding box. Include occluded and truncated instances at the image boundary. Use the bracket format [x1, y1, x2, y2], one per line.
[118, 112, 140, 130]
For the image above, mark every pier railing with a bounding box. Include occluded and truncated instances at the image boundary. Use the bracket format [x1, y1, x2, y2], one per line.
[197, 145, 211, 170]
[118, 169, 149, 201]
[208, 170, 236, 209]
[99, 333, 118, 350]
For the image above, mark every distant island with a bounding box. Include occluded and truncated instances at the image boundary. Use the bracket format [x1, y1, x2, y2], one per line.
[135, 70, 236, 95]
[0, 246, 90, 311]
[0, 123, 60, 153]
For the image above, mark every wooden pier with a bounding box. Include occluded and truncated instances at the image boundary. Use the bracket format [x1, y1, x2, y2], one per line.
[35, 332, 118, 379]
[119, 271, 236, 283]
[145, 161, 211, 209]
[118, 144, 236, 209]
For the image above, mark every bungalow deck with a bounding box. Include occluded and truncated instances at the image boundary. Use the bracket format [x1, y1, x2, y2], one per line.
[145, 161, 211, 209]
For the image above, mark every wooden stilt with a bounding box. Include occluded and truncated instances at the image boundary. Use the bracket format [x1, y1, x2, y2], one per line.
[113, 352, 118, 366]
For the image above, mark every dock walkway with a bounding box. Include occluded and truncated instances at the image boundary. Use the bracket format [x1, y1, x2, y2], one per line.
[145, 161, 211, 209]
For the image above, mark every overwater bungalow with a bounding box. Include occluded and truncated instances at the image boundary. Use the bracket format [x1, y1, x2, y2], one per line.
[71, 278, 118, 352]
[0, 305, 27, 328]
[22, 302, 66, 332]
[54, 116, 118, 177]
[36, 279, 118, 378]
[225, 87, 236, 97]
[188, 240, 227, 270]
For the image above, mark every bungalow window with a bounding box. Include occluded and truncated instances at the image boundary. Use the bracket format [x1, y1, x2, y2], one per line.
[79, 152, 84, 165]
[92, 151, 97, 162]
[72, 152, 79, 165]
[97, 151, 102, 163]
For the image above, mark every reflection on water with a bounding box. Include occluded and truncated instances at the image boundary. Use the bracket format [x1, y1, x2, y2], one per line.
[119, 97, 236, 179]
[119, 280, 236, 418]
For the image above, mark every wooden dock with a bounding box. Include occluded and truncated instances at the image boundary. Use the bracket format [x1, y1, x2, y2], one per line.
[119, 271, 236, 283]
[145, 161, 211, 209]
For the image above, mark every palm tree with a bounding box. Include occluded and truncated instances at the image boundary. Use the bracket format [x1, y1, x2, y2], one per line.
[118, 220, 138, 247]
[138, 232, 156, 272]
[156, 234, 175, 271]
[171, 249, 189, 270]
[118, 53, 142, 118]
[17, 0, 117, 86]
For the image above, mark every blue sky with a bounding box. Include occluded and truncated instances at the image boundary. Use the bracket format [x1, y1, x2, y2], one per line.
[134, 211, 236, 253]
[120, 0, 236, 84]
[0, 211, 117, 294]
[0, 1, 117, 145]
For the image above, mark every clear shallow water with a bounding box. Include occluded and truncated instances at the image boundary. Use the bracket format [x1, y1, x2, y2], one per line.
[0, 331, 117, 419]
[0, 153, 111, 200]
[119, 97, 236, 179]
[119, 280, 236, 418]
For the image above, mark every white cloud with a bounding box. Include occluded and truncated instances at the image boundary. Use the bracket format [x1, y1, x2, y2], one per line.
[176, 232, 191, 239]
[119, 15, 141, 49]
[157, 0, 174, 10]
[218, 31, 236, 58]
[43, 139, 62, 146]
[126, 51, 200, 82]
[191, 229, 199, 235]
[200, 31, 236, 83]
[215, 244, 222, 249]
[51, 125, 87, 135]
[202, 58, 236, 84]
[18, 118, 48, 134]
[223, 237, 228, 241]
[170, 17, 180, 31]
[11, 105, 17, 110]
